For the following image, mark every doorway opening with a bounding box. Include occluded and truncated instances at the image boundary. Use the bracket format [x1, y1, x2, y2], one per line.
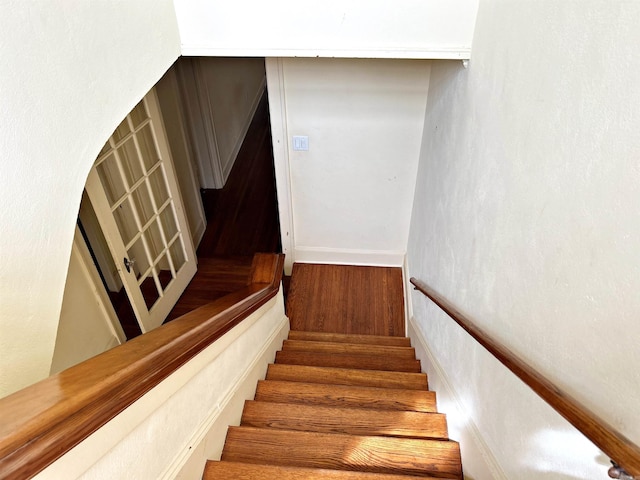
[54, 57, 282, 373]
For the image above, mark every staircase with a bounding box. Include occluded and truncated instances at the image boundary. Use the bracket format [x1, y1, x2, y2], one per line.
[204, 330, 463, 479]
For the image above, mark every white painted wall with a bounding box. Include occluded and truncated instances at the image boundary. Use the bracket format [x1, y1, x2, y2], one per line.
[275, 58, 430, 267]
[50, 229, 124, 375]
[0, 1, 181, 397]
[407, 0, 640, 477]
[174, 0, 478, 59]
[34, 292, 288, 480]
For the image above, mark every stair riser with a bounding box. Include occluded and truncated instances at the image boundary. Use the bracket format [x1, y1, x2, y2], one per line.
[275, 350, 422, 372]
[222, 427, 462, 479]
[282, 340, 417, 359]
[288, 331, 411, 347]
[204, 461, 445, 479]
[266, 364, 429, 391]
[255, 381, 438, 413]
[241, 401, 449, 440]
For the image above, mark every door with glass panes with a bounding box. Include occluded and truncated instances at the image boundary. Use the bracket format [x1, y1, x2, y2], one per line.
[85, 89, 196, 333]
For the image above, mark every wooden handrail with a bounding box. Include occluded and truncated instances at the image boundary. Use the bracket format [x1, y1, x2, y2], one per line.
[410, 277, 640, 478]
[0, 253, 284, 480]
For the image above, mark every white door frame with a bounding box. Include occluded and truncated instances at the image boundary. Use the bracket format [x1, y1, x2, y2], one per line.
[265, 58, 295, 274]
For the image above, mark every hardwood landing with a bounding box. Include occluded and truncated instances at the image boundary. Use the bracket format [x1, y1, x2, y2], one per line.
[286, 263, 405, 336]
[163, 91, 281, 324]
[165, 256, 253, 322]
[197, 91, 281, 257]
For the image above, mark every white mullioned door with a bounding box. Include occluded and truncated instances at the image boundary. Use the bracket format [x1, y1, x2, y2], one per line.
[85, 89, 197, 333]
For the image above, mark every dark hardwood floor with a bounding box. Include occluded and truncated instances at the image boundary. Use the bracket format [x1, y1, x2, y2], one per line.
[165, 91, 282, 323]
[197, 92, 281, 256]
[286, 263, 405, 337]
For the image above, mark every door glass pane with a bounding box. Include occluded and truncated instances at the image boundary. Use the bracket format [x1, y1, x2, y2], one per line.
[112, 117, 131, 143]
[96, 154, 126, 206]
[118, 137, 144, 187]
[132, 183, 155, 227]
[148, 167, 169, 208]
[113, 198, 138, 246]
[169, 239, 186, 274]
[138, 123, 160, 172]
[145, 221, 165, 263]
[140, 269, 160, 310]
[156, 254, 173, 290]
[127, 236, 151, 280]
[159, 205, 178, 241]
[130, 101, 148, 129]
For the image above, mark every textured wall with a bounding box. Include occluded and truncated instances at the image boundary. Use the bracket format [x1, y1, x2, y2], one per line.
[281, 58, 430, 266]
[407, 0, 640, 478]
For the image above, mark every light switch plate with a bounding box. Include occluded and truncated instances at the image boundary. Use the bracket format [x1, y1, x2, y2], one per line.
[292, 135, 309, 151]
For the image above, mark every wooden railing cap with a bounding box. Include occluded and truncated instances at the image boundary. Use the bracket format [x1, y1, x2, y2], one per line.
[0, 253, 284, 480]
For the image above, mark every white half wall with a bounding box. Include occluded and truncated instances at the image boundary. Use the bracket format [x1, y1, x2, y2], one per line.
[407, 0, 640, 477]
[0, 1, 181, 398]
[272, 58, 430, 268]
[174, 0, 478, 59]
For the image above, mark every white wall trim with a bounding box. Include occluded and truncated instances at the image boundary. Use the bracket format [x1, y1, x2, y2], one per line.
[407, 316, 507, 480]
[294, 246, 405, 267]
[181, 47, 472, 60]
[162, 315, 289, 479]
[221, 78, 267, 184]
[265, 58, 295, 274]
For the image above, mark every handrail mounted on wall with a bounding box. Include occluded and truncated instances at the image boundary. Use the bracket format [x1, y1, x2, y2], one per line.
[410, 277, 640, 479]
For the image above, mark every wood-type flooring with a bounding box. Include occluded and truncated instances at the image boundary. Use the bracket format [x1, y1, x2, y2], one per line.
[286, 263, 405, 336]
[165, 90, 282, 323]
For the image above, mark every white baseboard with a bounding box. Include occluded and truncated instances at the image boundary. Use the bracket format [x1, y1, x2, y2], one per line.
[221, 78, 267, 184]
[165, 316, 289, 480]
[407, 316, 507, 480]
[294, 246, 405, 267]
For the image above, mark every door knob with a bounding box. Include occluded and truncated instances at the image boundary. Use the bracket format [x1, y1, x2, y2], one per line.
[124, 257, 136, 273]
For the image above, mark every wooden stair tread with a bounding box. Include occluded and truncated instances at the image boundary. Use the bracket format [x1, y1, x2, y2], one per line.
[282, 339, 417, 359]
[204, 460, 443, 479]
[241, 400, 449, 439]
[288, 330, 411, 347]
[275, 350, 421, 372]
[255, 380, 438, 413]
[222, 426, 462, 479]
[266, 364, 429, 390]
